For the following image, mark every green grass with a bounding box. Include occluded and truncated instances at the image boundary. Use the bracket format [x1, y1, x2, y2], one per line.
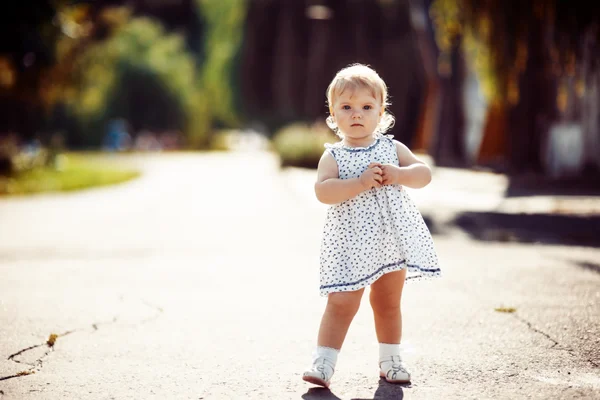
[0, 153, 141, 196]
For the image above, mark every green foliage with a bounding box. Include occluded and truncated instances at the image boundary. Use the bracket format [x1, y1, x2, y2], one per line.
[41, 2, 249, 148]
[67, 17, 209, 147]
[462, 26, 498, 102]
[430, 1, 600, 106]
[272, 123, 338, 168]
[430, 0, 515, 103]
[195, 0, 247, 128]
[0, 135, 20, 176]
[0, 133, 65, 177]
[429, 0, 462, 53]
[208, 130, 236, 151]
[11, 148, 50, 173]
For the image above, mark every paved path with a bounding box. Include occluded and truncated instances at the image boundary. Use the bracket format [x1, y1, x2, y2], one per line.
[1, 152, 599, 399]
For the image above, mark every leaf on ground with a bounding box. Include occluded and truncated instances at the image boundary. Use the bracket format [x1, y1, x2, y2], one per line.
[495, 307, 516, 313]
[47, 334, 58, 347]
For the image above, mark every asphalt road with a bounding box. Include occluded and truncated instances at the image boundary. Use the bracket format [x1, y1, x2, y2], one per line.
[1, 152, 599, 400]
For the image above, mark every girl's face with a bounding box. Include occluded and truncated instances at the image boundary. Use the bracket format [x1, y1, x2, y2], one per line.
[331, 87, 383, 145]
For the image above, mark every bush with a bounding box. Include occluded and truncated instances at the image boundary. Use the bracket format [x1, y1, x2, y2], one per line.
[196, 0, 248, 128]
[208, 130, 235, 151]
[0, 134, 62, 177]
[0, 134, 19, 176]
[11, 146, 49, 173]
[272, 122, 338, 168]
[66, 17, 209, 148]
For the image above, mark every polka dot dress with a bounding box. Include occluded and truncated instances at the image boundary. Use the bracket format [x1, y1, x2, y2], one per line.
[319, 134, 441, 296]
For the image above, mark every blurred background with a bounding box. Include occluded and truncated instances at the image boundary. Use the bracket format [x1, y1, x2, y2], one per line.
[0, 0, 599, 193]
[1, 3, 600, 396]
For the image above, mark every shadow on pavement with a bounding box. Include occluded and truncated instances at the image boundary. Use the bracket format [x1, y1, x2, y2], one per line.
[506, 175, 600, 197]
[452, 211, 600, 247]
[351, 378, 407, 400]
[302, 387, 342, 400]
[301, 378, 406, 400]
[573, 260, 600, 274]
[422, 215, 441, 235]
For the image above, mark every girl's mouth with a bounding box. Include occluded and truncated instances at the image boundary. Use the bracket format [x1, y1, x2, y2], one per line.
[351, 124, 363, 127]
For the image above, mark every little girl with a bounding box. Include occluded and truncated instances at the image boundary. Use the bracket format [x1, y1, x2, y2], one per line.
[302, 64, 441, 388]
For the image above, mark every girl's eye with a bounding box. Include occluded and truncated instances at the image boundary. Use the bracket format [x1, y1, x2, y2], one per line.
[363, 105, 372, 110]
[342, 105, 351, 110]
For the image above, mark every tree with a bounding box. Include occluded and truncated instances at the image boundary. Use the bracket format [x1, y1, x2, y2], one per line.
[60, 16, 208, 147]
[431, 0, 600, 175]
[0, 0, 63, 141]
[240, 0, 426, 142]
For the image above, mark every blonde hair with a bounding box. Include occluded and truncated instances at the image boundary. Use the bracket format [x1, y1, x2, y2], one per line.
[326, 64, 395, 137]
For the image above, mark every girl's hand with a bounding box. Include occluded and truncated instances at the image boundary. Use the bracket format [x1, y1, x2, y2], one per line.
[360, 162, 383, 189]
[381, 164, 402, 185]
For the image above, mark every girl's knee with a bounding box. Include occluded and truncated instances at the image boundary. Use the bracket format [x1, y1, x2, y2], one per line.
[370, 293, 401, 315]
[371, 302, 401, 317]
[327, 290, 363, 315]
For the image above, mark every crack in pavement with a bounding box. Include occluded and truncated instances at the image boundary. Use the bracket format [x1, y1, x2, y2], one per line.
[512, 314, 599, 368]
[512, 314, 560, 347]
[91, 316, 118, 332]
[465, 282, 599, 370]
[463, 286, 599, 369]
[1, 329, 77, 382]
[0, 296, 163, 386]
[7, 330, 75, 369]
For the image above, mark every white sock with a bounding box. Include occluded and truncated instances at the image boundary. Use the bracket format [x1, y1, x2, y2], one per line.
[313, 346, 339, 365]
[379, 342, 401, 360]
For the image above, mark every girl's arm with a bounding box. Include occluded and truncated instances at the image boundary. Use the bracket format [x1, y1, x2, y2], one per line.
[314, 151, 382, 205]
[381, 141, 432, 188]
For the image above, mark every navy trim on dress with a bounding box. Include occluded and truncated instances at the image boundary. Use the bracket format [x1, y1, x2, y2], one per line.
[326, 148, 337, 162]
[319, 260, 441, 290]
[324, 136, 385, 153]
[341, 137, 382, 152]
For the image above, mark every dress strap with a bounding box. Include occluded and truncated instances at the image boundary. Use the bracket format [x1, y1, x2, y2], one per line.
[324, 142, 340, 161]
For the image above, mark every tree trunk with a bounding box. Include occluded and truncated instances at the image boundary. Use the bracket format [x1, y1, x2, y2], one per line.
[240, 0, 278, 123]
[477, 101, 508, 170]
[410, 0, 442, 154]
[581, 24, 600, 174]
[272, 1, 305, 119]
[304, 1, 334, 119]
[433, 43, 466, 167]
[377, 0, 425, 145]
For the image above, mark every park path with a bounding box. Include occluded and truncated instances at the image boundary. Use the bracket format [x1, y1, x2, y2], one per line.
[1, 151, 599, 399]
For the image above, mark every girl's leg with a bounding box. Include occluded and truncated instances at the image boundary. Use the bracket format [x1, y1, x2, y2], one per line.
[303, 288, 364, 387]
[318, 288, 365, 348]
[369, 269, 411, 383]
[369, 269, 406, 343]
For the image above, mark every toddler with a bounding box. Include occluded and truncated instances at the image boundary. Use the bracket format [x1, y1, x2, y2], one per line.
[302, 64, 441, 388]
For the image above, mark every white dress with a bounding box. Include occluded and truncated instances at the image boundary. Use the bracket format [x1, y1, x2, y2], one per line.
[319, 134, 441, 296]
